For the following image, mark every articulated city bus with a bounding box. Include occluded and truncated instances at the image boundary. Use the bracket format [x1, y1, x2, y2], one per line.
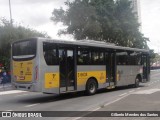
[11, 38, 150, 95]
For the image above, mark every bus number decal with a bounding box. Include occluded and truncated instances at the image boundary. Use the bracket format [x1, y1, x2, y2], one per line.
[52, 74, 56, 80]
[78, 72, 87, 77]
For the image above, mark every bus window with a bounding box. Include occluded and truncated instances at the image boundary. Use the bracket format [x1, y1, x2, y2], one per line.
[77, 48, 91, 65]
[12, 39, 36, 60]
[43, 43, 58, 65]
[91, 51, 99, 64]
[91, 51, 104, 65]
[129, 52, 142, 65]
[99, 52, 105, 64]
[116, 52, 127, 65]
[136, 53, 142, 65]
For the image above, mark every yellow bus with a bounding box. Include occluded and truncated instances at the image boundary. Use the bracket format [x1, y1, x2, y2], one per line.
[11, 38, 150, 95]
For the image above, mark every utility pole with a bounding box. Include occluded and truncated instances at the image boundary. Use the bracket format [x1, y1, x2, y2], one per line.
[9, 0, 13, 25]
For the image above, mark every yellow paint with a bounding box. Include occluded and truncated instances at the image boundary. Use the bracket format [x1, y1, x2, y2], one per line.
[77, 71, 106, 85]
[117, 74, 120, 81]
[45, 73, 59, 88]
[13, 60, 33, 82]
[116, 70, 120, 81]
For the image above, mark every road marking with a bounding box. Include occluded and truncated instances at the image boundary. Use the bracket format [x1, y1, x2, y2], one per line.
[16, 93, 28, 97]
[132, 89, 160, 94]
[104, 94, 129, 107]
[72, 94, 129, 120]
[5, 110, 13, 111]
[72, 82, 160, 120]
[71, 107, 101, 120]
[119, 93, 127, 97]
[25, 103, 39, 108]
[0, 90, 27, 95]
[92, 107, 101, 111]
[129, 90, 135, 93]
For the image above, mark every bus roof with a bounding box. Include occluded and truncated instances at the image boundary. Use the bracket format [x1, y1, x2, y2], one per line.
[13, 37, 150, 53]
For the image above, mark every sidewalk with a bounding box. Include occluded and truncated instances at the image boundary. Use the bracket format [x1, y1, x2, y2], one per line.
[0, 83, 13, 91]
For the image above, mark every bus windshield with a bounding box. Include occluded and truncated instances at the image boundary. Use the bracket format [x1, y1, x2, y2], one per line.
[12, 39, 37, 60]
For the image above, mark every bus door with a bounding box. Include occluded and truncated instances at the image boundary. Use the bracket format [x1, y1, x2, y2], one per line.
[106, 52, 116, 86]
[142, 54, 150, 82]
[59, 48, 76, 92]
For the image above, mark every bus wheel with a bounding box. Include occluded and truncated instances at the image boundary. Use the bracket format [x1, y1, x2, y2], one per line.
[134, 77, 140, 88]
[86, 79, 97, 95]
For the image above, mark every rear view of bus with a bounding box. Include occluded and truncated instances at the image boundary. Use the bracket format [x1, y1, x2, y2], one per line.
[11, 38, 40, 92]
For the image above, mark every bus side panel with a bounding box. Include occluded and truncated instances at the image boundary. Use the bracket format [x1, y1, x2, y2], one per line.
[77, 65, 106, 91]
[38, 41, 60, 94]
[116, 65, 142, 86]
[41, 66, 60, 94]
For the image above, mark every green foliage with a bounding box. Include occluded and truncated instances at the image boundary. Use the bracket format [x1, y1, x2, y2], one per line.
[149, 50, 156, 66]
[0, 18, 49, 71]
[51, 0, 149, 49]
[150, 51, 160, 66]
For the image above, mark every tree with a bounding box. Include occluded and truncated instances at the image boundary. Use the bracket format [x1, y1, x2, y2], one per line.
[51, 0, 149, 49]
[0, 18, 49, 71]
[151, 52, 160, 66]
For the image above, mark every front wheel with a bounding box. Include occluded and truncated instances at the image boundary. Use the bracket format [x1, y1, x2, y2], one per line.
[86, 79, 97, 95]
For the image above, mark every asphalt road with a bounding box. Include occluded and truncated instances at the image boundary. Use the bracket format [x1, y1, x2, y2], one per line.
[0, 70, 160, 120]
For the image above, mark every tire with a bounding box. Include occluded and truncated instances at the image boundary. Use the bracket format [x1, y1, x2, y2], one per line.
[86, 79, 97, 95]
[134, 77, 140, 88]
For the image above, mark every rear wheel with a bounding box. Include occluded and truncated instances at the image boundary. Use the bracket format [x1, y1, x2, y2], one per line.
[86, 79, 97, 95]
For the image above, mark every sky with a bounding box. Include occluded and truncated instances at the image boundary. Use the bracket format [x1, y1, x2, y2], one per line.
[0, 0, 160, 53]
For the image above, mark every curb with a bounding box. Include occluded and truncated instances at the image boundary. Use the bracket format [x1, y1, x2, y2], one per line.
[0, 83, 13, 91]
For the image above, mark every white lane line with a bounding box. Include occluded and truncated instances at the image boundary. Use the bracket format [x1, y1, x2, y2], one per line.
[119, 93, 127, 97]
[0, 90, 27, 95]
[71, 106, 101, 120]
[132, 89, 160, 95]
[129, 90, 135, 93]
[104, 94, 129, 107]
[16, 94, 28, 97]
[5, 110, 13, 111]
[73, 94, 130, 120]
[92, 107, 101, 111]
[24, 103, 39, 108]
[137, 88, 141, 90]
